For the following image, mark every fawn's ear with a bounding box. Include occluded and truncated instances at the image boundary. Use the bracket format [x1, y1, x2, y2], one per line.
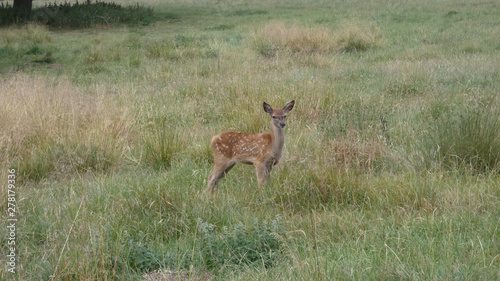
[283, 100, 295, 112]
[263, 102, 273, 114]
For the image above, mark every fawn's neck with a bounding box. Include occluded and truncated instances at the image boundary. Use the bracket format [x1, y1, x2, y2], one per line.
[271, 124, 285, 158]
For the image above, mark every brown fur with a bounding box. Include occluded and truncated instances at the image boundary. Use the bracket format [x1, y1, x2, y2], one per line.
[211, 132, 273, 163]
[207, 101, 294, 193]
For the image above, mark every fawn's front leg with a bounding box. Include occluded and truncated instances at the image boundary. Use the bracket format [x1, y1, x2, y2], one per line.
[255, 161, 273, 188]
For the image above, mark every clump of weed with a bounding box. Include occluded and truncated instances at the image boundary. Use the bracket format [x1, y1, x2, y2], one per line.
[197, 216, 285, 270]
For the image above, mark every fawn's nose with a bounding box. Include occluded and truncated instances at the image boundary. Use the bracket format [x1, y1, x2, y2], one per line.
[280, 122, 286, 128]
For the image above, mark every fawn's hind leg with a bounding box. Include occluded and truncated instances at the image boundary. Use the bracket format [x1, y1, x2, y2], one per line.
[207, 161, 236, 193]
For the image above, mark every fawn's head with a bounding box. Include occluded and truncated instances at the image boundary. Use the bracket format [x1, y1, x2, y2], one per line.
[263, 100, 295, 129]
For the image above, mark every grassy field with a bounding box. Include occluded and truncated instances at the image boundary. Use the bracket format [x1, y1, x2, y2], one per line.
[1, 0, 499, 280]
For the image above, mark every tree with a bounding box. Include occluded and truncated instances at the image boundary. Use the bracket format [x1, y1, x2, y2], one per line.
[13, 0, 33, 20]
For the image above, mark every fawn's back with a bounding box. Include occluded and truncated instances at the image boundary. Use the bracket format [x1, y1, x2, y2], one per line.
[211, 131, 274, 165]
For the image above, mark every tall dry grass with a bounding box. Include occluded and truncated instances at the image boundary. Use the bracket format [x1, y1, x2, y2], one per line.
[0, 74, 134, 181]
[252, 21, 380, 57]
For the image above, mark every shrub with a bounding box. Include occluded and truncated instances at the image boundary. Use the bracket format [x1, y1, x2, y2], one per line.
[1, 1, 155, 28]
[0, 3, 19, 26]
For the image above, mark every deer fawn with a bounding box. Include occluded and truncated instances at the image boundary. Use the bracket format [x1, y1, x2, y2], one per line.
[207, 100, 295, 193]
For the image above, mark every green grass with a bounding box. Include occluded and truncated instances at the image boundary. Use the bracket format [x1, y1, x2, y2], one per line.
[1, 0, 499, 280]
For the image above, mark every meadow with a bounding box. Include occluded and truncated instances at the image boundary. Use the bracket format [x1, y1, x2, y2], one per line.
[1, 0, 499, 279]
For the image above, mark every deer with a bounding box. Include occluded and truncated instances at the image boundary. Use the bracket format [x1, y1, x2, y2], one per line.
[207, 100, 295, 193]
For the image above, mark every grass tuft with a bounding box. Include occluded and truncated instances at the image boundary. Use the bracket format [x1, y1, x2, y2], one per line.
[336, 20, 380, 53]
[252, 21, 380, 57]
[432, 107, 500, 173]
[253, 23, 337, 57]
[142, 124, 184, 171]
